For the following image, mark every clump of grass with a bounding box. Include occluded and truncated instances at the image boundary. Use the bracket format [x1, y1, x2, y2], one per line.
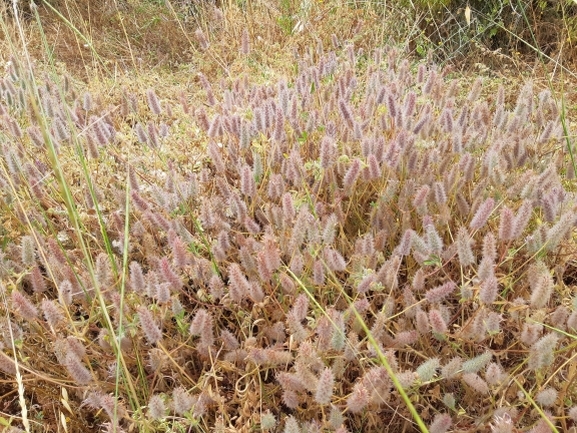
[1, 3, 577, 433]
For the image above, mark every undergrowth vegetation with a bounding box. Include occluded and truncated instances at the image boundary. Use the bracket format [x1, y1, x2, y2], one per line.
[0, 1, 576, 433]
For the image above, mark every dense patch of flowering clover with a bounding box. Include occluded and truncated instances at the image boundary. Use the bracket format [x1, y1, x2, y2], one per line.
[0, 41, 576, 432]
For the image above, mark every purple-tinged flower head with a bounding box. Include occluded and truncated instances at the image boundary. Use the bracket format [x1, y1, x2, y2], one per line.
[467, 77, 483, 103]
[357, 274, 375, 294]
[394, 330, 418, 346]
[288, 95, 298, 124]
[240, 28, 250, 56]
[428, 413, 452, 433]
[477, 256, 495, 282]
[129, 262, 145, 294]
[386, 91, 397, 121]
[342, 158, 361, 192]
[521, 322, 542, 346]
[284, 149, 303, 187]
[148, 394, 166, 420]
[456, 226, 475, 267]
[482, 232, 497, 263]
[314, 367, 335, 405]
[498, 206, 515, 241]
[413, 184, 430, 210]
[159, 256, 182, 291]
[207, 115, 222, 138]
[433, 181, 447, 205]
[208, 140, 225, 173]
[538, 121, 555, 144]
[535, 388, 558, 407]
[137, 305, 163, 345]
[459, 153, 475, 182]
[209, 274, 224, 300]
[82, 91, 93, 112]
[198, 72, 216, 107]
[58, 280, 73, 306]
[257, 235, 281, 281]
[440, 107, 454, 134]
[429, 309, 448, 335]
[415, 63, 426, 83]
[172, 387, 195, 416]
[65, 352, 92, 385]
[416, 309, 430, 334]
[20, 235, 36, 267]
[53, 117, 69, 141]
[479, 275, 499, 305]
[41, 299, 63, 329]
[346, 382, 369, 413]
[267, 173, 285, 200]
[146, 89, 162, 115]
[91, 116, 112, 146]
[313, 259, 325, 285]
[6, 116, 22, 138]
[485, 362, 505, 386]
[0, 351, 16, 376]
[426, 224, 443, 254]
[550, 305, 569, 330]
[146, 121, 159, 148]
[423, 69, 437, 95]
[319, 213, 337, 246]
[134, 123, 148, 145]
[244, 216, 261, 234]
[154, 282, 171, 304]
[288, 294, 308, 323]
[195, 28, 209, 50]
[361, 136, 373, 158]
[171, 236, 189, 269]
[284, 415, 301, 433]
[383, 138, 400, 169]
[403, 90, 416, 122]
[411, 268, 425, 292]
[281, 192, 295, 224]
[95, 253, 112, 287]
[376, 255, 401, 291]
[324, 247, 346, 272]
[512, 199, 533, 239]
[227, 263, 250, 303]
[440, 357, 462, 380]
[131, 191, 151, 213]
[273, 106, 285, 142]
[195, 107, 210, 132]
[190, 308, 215, 350]
[528, 333, 558, 370]
[240, 164, 257, 199]
[158, 122, 169, 138]
[425, 281, 456, 304]
[546, 211, 577, 251]
[528, 261, 553, 308]
[338, 98, 354, 130]
[470, 197, 495, 230]
[462, 373, 489, 395]
[569, 406, 577, 423]
[320, 135, 337, 169]
[394, 229, 414, 257]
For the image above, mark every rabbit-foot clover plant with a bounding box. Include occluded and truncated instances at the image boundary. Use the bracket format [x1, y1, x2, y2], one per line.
[0, 38, 576, 432]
